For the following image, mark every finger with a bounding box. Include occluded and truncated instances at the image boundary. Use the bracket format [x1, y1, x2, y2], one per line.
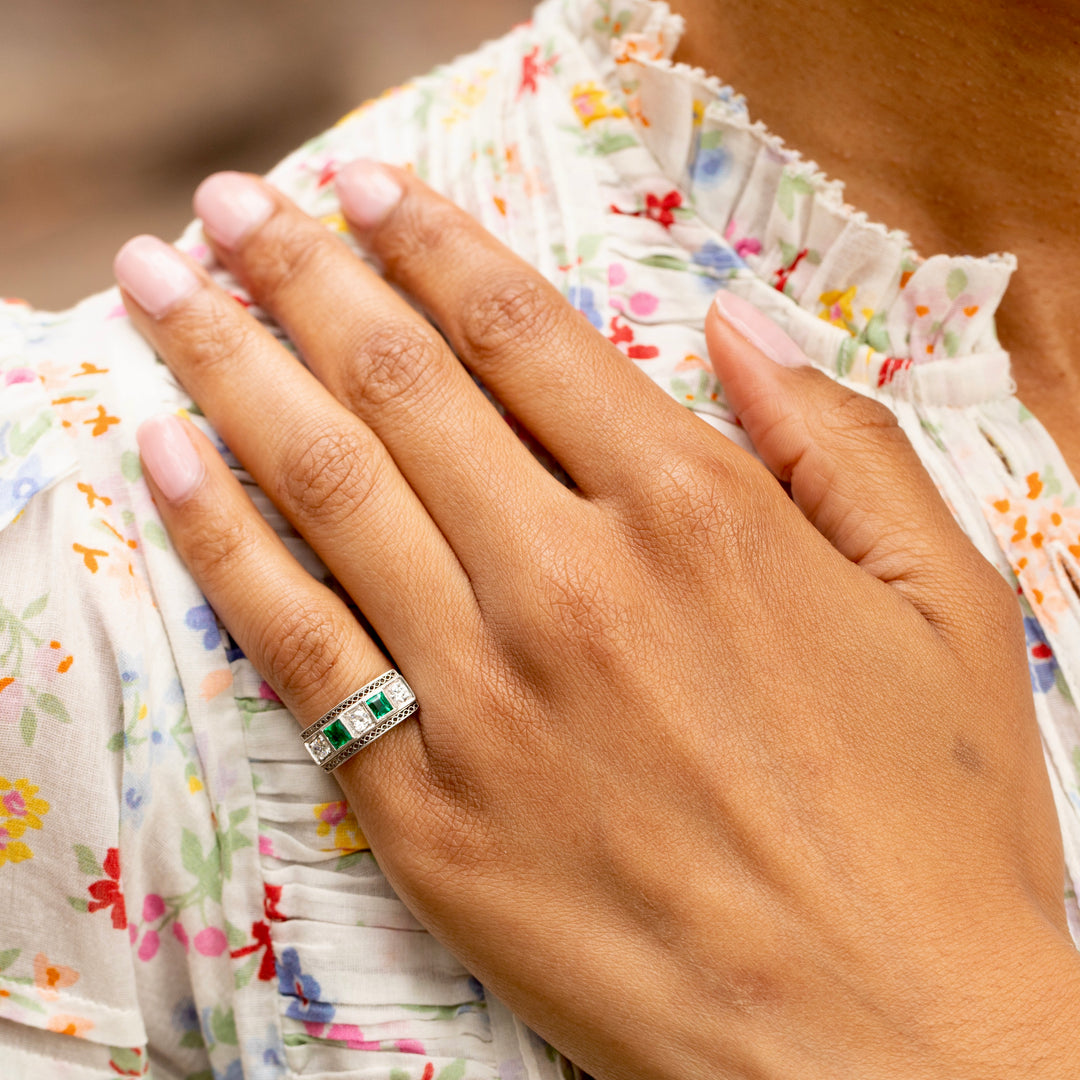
[134, 412, 431, 830]
[705, 289, 1001, 630]
[331, 159, 707, 498]
[191, 171, 574, 573]
[113, 234, 477, 664]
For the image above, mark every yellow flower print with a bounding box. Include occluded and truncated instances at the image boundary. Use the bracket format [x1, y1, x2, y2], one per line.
[0, 821, 34, 866]
[818, 285, 858, 333]
[0, 777, 49, 831]
[570, 81, 627, 127]
[442, 68, 496, 129]
[313, 800, 368, 854]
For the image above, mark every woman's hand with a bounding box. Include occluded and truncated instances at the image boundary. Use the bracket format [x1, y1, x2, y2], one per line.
[115, 163, 1080, 1080]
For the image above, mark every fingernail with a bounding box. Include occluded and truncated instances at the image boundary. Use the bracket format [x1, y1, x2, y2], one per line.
[713, 290, 808, 367]
[114, 236, 200, 319]
[136, 415, 205, 503]
[194, 172, 275, 249]
[335, 160, 403, 229]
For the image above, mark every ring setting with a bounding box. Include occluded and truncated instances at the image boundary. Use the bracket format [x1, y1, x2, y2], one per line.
[302, 669, 418, 771]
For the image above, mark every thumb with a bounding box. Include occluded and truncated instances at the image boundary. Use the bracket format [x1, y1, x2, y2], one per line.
[705, 289, 991, 626]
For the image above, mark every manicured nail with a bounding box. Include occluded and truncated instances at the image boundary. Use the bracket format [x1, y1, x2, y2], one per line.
[136, 415, 205, 503]
[114, 236, 200, 319]
[335, 160, 403, 229]
[194, 172, 275, 249]
[713, 290, 808, 367]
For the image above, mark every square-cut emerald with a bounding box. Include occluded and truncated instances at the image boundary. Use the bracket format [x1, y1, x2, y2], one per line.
[365, 691, 393, 720]
[323, 718, 352, 750]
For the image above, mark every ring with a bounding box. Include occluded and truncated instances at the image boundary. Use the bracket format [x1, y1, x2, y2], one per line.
[301, 669, 418, 771]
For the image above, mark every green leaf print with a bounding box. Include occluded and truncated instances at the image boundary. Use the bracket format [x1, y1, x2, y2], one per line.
[776, 171, 814, 220]
[179, 1029, 205, 1050]
[19, 707, 36, 747]
[67, 896, 90, 912]
[591, 131, 637, 156]
[120, 450, 143, 483]
[74, 844, 104, 876]
[577, 234, 604, 263]
[946, 267, 968, 301]
[836, 336, 858, 379]
[639, 254, 690, 272]
[943, 329, 960, 358]
[435, 1061, 467, 1080]
[20, 595, 47, 620]
[390, 1070, 410, 1080]
[861, 311, 891, 353]
[0, 948, 19, 972]
[9, 413, 52, 458]
[35, 691, 70, 723]
[108, 1047, 144, 1074]
[143, 521, 169, 551]
[4, 990, 45, 1014]
[700, 129, 724, 151]
[224, 920, 247, 950]
[210, 1005, 238, 1046]
[233, 953, 259, 990]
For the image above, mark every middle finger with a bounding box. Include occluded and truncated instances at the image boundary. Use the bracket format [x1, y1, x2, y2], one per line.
[192, 171, 579, 576]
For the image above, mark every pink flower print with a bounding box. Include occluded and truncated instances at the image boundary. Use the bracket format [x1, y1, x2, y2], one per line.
[628, 291, 658, 317]
[608, 262, 627, 287]
[4, 368, 36, 386]
[142, 893, 165, 922]
[137, 930, 160, 962]
[194, 926, 228, 957]
[327, 1023, 380, 1050]
[724, 219, 762, 259]
[173, 922, 190, 951]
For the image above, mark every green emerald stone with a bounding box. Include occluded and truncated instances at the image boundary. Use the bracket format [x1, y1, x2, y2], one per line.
[323, 718, 352, 750]
[366, 691, 393, 720]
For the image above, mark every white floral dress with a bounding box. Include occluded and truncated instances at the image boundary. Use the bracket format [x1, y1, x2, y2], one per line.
[0, 0, 1077, 1076]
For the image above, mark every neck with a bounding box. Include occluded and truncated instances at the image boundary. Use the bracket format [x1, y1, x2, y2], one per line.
[671, 0, 1080, 462]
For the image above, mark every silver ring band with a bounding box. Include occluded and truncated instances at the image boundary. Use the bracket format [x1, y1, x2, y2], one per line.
[302, 669, 418, 772]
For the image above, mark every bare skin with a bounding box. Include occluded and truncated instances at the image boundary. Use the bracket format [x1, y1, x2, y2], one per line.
[672, 0, 1080, 471]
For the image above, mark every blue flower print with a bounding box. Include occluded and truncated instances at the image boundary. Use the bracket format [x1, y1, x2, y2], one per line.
[567, 285, 604, 329]
[120, 774, 150, 828]
[1024, 616, 1058, 694]
[0, 453, 46, 517]
[691, 240, 744, 277]
[691, 145, 732, 188]
[278, 947, 335, 1024]
[186, 604, 221, 650]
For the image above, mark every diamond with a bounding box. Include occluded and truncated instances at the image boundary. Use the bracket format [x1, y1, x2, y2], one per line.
[385, 679, 414, 708]
[342, 706, 372, 737]
[365, 691, 394, 720]
[323, 718, 353, 750]
[307, 733, 333, 763]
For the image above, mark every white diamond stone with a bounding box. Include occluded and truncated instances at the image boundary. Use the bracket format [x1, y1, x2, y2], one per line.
[343, 706, 372, 737]
[307, 733, 333, 763]
[385, 679, 414, 708]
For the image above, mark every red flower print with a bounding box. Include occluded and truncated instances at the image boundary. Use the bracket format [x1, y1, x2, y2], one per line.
[609, 189, 684, 230]
[87, 847, 127, 930]
[230, 919, 277, 982]
[518, 45, 559, 97]
[264, 882, 286, 922]
[772, 247, 809, 293]
[876, 356, 912, 388]
[607, 316, 660, 361]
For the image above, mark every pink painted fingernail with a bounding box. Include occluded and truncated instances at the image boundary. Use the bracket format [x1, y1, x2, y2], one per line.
[194, 171, 275, 249]
[114, 236, 200, 319]
[335, 160, 403, 229]
[713, 290, 808, 367]
[136, 415, 205, 503]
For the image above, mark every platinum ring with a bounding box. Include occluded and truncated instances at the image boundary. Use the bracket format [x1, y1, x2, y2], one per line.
[301, 669, 418, 772]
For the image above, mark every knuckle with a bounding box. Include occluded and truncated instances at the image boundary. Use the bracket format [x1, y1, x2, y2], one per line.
[819, 386, 903, 443]
[379, 197, 462, 275]
[172, 302, 264, 376]
[252, 596, 353, 709]
[350, 321, 444, 410]
[458, 273, 562, 364]
[180, 514, 262, 589]
[244, 219, 327, 308]
[275, 422, 384, 527]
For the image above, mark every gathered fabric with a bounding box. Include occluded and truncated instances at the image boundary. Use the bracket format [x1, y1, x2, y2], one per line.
[0, 0, 1077, 1076]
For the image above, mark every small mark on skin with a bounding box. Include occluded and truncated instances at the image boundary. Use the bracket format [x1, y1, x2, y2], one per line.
[953, 735, 983, 774]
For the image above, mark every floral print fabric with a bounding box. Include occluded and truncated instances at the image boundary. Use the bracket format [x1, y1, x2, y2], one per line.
[1, 0, 1078, 1075]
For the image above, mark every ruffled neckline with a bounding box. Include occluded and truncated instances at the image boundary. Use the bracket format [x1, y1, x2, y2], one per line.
[559, 0, 1017, 404]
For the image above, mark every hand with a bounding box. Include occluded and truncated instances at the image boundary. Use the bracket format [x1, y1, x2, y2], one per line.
[115, 163, 1080, 1080]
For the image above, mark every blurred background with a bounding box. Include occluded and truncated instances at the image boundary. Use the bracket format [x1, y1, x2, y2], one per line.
[0, 0, 535, 310]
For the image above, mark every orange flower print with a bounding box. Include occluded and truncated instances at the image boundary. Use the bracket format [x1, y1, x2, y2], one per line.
[47, 1014, 94, 1038]
[33, 953, 79, 1000]
[313, 801, 368, 854]
[82, 404, 120, 437]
